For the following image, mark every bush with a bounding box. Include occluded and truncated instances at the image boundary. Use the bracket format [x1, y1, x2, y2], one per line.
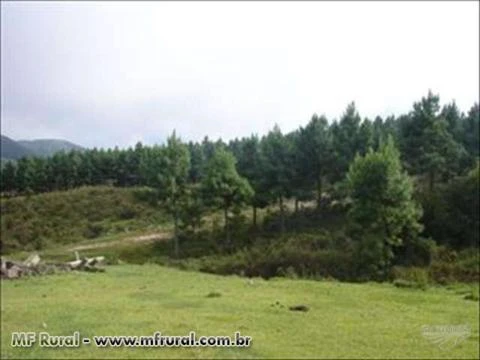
[132, 187, 159, 206]
[431, 245, 458, 263]
[206, 291, 222, 298]
[415, 163, 479, 249]
[464, 289, 479, 301]
[277, 266, 298, 279]
[429, 263, 479, 284]
[428, 247, 479, 284]
[83, 223, 104, 239]
[195, 231, 358, 281]
[390, 266, 429, 289]
[393, 279, 427, 290]
[118, 207, 137, 220]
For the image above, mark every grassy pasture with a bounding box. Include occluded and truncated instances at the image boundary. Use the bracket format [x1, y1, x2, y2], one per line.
[1, 265, 478, 359]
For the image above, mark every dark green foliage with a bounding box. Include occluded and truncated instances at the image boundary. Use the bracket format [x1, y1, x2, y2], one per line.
[331, 102, 362, 180]
[196, 232, 357, 281]
[15, 157, 36, 192]
[464, 290, 479, 301]
[157, 131, 191, 257]
[202, 148, 253, 249]
[444, 164, 479, 248]
[0, 161, 17, 193]
[441, 101, 464, 143]
[357, 118, 374, 156]
[393, 279, 427, 290]
[461, 103, 479, 164]
[261, 125, 294, 233]
[391, 267, 429, 290]
[187, 141, 205, 183]
[289, 305, 309, 312]
[206, 291, 222, 298]
[347, 137, 423, 278]
[231, 135, 271, 227]
[178, 185, 205, 233]
[398, 91, 466, 189]
[416, 162, 479, 249]
[295, 114, 334, 208]
[428, 247, 479, 284]
[83, 223, 105, 239]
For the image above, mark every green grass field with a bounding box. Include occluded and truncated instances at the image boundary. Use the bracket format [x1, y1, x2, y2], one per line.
[1, 265, 478, 359]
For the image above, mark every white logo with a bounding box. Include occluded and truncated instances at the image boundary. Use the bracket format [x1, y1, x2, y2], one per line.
[421, 324, 471, 349]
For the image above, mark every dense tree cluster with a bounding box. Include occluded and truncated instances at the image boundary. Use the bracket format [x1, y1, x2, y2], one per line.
[1, 92, 478, 255]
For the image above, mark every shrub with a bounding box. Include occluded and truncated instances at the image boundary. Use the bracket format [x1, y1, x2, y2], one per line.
[195, 232, 358, 281]
[464, 290, 479, 301]
[428, 246, 479, 284]
[277, 266, 298, 279]
[83, 223, 104, 239]
[390, 266, 429, 289]
[118, 207, 137, 220]
[415, 163, 479, 249]
[206, 291, 222, 298]
[393, 279, 426, 290]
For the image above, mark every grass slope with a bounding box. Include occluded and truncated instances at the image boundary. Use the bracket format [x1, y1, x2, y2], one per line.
[1, 186, 169, 253]
[1, 265, 479, 359]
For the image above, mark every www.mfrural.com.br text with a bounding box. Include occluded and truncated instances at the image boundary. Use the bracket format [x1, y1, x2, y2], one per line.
[11, 331, 252, 348]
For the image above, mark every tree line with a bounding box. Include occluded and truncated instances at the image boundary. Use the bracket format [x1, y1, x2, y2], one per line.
[1, 91, 479, 257]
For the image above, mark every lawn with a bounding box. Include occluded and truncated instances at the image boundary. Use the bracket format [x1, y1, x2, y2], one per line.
[1, 265, 478, 359]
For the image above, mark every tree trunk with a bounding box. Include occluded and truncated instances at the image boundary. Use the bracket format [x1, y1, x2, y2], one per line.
[252, 205, 257, 228]
[279, 195, 285, 234]
[224, 206, 230, 249]
[428, 170, 435, 192]
[294, 198, 299, 214]
[173, 212, 179, 258]
[316, 176, 323, 209]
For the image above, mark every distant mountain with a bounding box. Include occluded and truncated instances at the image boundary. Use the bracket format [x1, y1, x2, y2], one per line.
[0, 135, 33, 160]
[1, 135, 84, 161]
[17, 139, 84, 157]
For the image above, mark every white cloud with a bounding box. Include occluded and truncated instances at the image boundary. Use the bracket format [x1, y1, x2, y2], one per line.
[1, 1, 478, 148]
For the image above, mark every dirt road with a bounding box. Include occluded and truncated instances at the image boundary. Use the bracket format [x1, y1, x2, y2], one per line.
[70, 232, 171, 251]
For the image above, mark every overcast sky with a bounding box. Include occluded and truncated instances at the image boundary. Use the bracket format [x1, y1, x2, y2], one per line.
[1, 1, 479, 149]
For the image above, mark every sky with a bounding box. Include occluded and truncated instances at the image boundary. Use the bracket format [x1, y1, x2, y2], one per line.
[1, 1, 479, 149]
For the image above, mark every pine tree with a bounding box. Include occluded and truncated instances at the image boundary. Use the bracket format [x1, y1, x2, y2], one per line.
[296, 114, 334, 208]
[235, 135, 270, 228]
[261, 125, 293, 233]
[0, 161, 17, 193]
[331, 102, 362, 181]
[158, 131, 190, 257]
[399, 91, 465, 190]
[347, 136, 423, 278]
[202, 148, 253, 249]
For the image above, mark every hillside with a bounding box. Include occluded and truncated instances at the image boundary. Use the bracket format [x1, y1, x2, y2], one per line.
[1, 135, 84, 161]
[17, 138, 84, 157]
[0, 135, 33, 160]
[0, 186, 169, 253]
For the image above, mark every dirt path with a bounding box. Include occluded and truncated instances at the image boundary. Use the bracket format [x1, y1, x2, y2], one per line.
[70, 231, 171, 251]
